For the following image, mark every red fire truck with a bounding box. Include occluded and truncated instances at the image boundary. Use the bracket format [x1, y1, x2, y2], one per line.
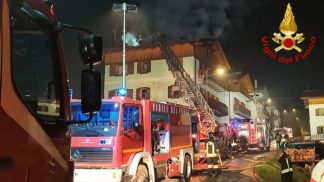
[191, 117, 232, 166]
[0, 0, 102, 181]
[230, 119, 270, 152]
[70, 97, 193, 182]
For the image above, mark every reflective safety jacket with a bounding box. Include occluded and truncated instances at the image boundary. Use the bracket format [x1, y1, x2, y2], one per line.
[278, 153, 293, 174]
[205, 139, 219, 158]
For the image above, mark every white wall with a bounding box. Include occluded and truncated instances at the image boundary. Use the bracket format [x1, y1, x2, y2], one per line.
[309, 104, 324, 135]
[104, 57, 198, 105]
[104, 56, 231, 125]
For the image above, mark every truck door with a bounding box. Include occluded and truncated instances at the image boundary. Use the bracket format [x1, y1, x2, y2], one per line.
[0, 1, 70, 181]
[120, 105, 144, 164]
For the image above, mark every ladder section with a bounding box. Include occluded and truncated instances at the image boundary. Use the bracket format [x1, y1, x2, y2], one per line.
[156, 34, 217, 130]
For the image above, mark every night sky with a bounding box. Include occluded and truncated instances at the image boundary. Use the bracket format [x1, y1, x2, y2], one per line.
[53, 0, 324, 133]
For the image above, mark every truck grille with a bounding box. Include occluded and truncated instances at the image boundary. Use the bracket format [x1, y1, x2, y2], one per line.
[71, 147, 113, 162]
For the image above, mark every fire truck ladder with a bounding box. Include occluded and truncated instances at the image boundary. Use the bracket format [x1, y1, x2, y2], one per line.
[156, 34, 217, 131]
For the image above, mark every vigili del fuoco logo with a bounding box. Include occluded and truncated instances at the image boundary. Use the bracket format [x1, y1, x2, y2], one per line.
[261, 3, 316, 64]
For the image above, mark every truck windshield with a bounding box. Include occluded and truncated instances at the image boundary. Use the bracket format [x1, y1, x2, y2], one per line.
[70, 102, 120, 136]
[11, 10, 61, 117]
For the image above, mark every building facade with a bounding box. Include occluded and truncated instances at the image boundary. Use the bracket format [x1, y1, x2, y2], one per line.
[301, 90, 324, 139]
[104, 39, 257, 126]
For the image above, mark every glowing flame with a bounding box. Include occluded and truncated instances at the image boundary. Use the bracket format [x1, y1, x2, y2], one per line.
[279, 3, 297, 36]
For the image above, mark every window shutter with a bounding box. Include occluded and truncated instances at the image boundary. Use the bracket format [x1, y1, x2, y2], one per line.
[146, 87, 151, 99]
[108, 90, 116, 98]
[136, 88, 140, 100]
[168, 85, 172, 98]
[178, 57, 183, 66]
[127, 89, 133, 98]
[147, 61, 151, 73]
[128, 62, 134, 75]
[109, 64, 115, 76]
[117, 64, 122, 76]
[137, 62, 141, 74]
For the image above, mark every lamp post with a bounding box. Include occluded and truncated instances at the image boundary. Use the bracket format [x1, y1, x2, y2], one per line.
[112, 3, 137, 90]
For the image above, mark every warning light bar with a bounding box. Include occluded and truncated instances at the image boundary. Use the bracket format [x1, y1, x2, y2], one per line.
[117, 87, 127, 97]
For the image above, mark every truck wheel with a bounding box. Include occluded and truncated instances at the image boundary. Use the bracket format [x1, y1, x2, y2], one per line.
[182, 155, 192, 182]
[133, 164, 149, 182]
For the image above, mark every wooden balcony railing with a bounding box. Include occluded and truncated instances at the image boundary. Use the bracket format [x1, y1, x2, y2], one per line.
[208, 97, 228, 117]
[234, 104, 251, 118]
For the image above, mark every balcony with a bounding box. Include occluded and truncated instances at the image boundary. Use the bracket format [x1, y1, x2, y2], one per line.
[198, 73, 228, 91]
[208, 97, 228, 117]
[262, 108, 270, 118]
[234, 104, 251, 118]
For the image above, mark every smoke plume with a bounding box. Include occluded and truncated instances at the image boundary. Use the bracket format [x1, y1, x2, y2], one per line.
[126, 0, 264, 41]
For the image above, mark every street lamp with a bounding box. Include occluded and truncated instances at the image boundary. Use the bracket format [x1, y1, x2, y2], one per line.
[216, 68, 225, 76]
[112, 3, 137, 90]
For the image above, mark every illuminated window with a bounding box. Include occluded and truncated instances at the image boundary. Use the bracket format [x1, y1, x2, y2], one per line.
[315, 108, 324, 116]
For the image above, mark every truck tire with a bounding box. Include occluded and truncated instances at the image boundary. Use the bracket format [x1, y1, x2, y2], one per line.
[133, 164, 149, 182]
[182, 155, 192, 182]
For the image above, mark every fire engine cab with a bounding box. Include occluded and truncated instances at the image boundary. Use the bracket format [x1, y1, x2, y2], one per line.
[70, 96, 193, 182]
[0, 0, 103, 181]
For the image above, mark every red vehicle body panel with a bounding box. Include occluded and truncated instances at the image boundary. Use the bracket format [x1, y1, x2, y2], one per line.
[71, 97, 192, 179]
[0, 0, 72, 181]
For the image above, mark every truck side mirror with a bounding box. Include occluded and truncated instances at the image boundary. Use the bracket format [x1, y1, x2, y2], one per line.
[78, 34, 103, 65]
[81, 69, 101, 114]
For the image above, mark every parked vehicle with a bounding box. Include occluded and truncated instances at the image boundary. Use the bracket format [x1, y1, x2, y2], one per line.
[230, 119, 270, 151]
[70, 98, 193, 182]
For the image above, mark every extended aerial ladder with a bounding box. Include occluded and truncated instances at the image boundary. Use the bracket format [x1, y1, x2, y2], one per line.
[155, 33, 217, 133]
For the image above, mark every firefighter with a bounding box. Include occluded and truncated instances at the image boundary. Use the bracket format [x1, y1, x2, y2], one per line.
[275, 132, 282, 151]
[279, 134, 289, 151]
[205, 132, 220, 177]
[278, 149, 293, 182]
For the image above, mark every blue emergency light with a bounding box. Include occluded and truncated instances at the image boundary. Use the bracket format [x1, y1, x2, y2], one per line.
[117, 87, 127, 96]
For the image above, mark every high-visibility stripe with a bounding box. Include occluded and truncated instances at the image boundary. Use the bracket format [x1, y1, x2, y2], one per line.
[206, 154, 217, 157]
[281, 168, 293, 174]
[122, 144, 191, 154]
[171, 145, 192, 150]
[122, 148, 143, 154]
[208, 165, 219, 169]
[206, 141, 218, 157]
[285, 158, 290, 169]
